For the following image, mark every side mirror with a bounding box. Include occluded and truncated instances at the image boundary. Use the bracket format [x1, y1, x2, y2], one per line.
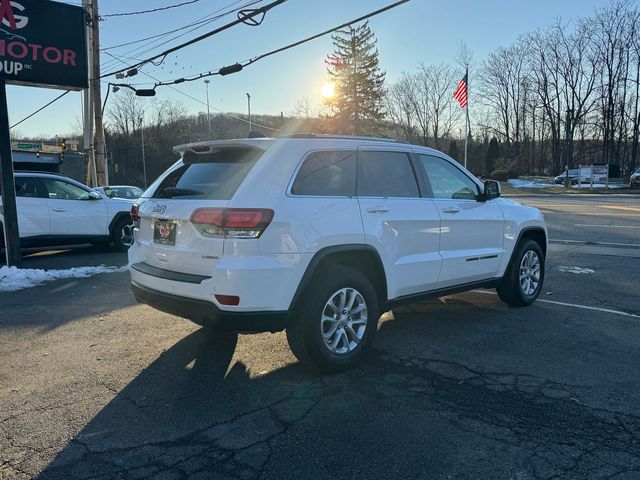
[479, 180, 501, 201]
[88, 191, 102, 200]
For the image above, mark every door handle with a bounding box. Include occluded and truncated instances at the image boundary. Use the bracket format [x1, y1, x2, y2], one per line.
[366, 206, 389, 214]
[442, 207, 460, 214]
[52, 208, 66, 213]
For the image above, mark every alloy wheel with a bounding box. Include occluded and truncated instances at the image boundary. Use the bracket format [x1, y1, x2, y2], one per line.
[321, 287, 368, 355]
[519, 250, 541, 296]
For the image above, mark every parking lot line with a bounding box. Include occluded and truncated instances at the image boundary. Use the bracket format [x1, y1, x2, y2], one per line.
[599, 205, 640, 212]
[549, 238, 640, 248]
[541, 212, 640, 216]
[471, 290, 640, 319]
[574, 224, 640, 229]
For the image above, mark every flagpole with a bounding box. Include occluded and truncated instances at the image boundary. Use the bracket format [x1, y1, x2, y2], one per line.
[464, 64, 469, 170]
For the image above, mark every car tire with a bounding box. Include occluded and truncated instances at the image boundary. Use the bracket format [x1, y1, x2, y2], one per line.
[112, 217, 133, 252]
[497, 239, 545, 306]
[286, 266, 380, 373]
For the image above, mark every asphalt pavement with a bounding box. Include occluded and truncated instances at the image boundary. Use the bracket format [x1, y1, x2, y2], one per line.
[1, 194, 639, 480]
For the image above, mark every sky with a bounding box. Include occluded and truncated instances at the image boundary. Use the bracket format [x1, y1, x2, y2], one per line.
[6, 0, 616, 138]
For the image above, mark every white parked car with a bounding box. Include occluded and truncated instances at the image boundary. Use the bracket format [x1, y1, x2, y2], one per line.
[128, 135, 548, 371]
[94, 185, 144, 201]
[0, 171, 134, 251]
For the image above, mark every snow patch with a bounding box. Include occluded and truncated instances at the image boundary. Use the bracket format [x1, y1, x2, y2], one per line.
[507, 179, 557, 188]
[0, 265, 127, 292]
[558, 266, 595, 274]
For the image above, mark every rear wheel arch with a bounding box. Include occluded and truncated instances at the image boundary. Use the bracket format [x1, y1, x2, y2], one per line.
[289, 244, 388, 311]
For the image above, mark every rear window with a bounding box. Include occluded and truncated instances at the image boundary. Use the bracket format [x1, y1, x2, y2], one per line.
[153, 148, 261, 200]
[291, 150, 356, 196]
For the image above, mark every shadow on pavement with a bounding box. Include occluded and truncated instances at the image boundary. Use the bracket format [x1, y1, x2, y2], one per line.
[19, 244, 128, 270]
[36, 302, 640, 480]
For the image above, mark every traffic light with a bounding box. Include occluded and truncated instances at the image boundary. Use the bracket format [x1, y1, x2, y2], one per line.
[59, 139, 66, 163]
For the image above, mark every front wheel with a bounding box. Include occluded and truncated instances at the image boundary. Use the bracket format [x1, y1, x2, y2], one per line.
[497, 239, 545, 306]
[112, 217, 133, 252]
[286, 266, 380, 373]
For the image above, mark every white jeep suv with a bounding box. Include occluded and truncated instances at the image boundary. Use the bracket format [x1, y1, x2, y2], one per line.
[0, 172, 134, 251]
[128, 135, 547, 371]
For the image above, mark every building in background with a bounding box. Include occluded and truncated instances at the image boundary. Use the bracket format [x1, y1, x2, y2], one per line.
[11, 142, 86, 182]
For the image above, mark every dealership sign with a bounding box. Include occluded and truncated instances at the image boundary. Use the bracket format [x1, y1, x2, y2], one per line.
[0, 0, 87, 89]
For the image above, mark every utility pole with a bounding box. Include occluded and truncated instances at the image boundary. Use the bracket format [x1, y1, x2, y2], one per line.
[246, 92, 251, 134]
[140, 116, 147, 188]
[204, 79, 211, 138]
[89, 0, 107, 186]
[82, 0, 95, 186]
[564, 108, 572, 188]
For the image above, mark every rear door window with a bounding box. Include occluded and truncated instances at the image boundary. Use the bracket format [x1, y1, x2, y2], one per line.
[291, 150, 356, 196]
[358, 151, 420, 198]
[153, 148, 262, 200]
[15, 177, 42, 198]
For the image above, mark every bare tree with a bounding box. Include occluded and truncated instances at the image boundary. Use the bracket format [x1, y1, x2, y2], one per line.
[386, 64, 462, 148]
[386, 72, 418, 142]
[106, 89, 145, 136]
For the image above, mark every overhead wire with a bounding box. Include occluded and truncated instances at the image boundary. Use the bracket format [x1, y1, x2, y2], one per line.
[151, 0, 411, 88]
[100, 1, 271, 73]
[9, 91, 71, 130]
[99, 0, 262, 76]
[100, 0, 258, 52]
[12, 0, 410, 132]
[103, 51, 281, 132]
[100, 0, 201, 20]
[8, 0, 267, 131]
[100, 0, 258, 74]
[101, 0, 287, 78]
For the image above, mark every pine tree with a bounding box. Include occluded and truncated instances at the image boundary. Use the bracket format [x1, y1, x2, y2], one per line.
[485, 137, 500, 175]
[448, 140, 459, 162]
[325, 22, 386, 135]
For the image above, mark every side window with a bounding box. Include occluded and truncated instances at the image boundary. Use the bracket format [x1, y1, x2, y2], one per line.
[43, 179, 91, 201]
[15, 177, 41, 198]
[358, 151, 419, 198]
[419, 155, 478, 201]
[291, 150, 356, 196]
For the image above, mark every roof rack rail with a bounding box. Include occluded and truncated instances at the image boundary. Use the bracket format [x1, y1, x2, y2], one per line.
[280, 133, 402, 143]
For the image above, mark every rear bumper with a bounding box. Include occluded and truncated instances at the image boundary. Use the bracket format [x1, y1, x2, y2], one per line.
[131, 281, 289, 333]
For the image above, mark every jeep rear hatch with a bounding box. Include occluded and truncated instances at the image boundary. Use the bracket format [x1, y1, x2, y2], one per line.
[135, 146, 264, 277]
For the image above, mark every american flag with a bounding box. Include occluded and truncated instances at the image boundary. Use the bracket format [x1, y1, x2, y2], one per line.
[453, 73, 468, 109]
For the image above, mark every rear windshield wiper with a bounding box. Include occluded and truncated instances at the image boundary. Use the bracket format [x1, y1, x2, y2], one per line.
[157, 187, 204, 198]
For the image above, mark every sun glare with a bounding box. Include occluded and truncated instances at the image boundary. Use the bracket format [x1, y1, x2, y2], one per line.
[321, 82, 335, 99]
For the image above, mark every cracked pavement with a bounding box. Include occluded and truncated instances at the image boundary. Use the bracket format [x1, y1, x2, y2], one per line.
[1, 195, 640, 479]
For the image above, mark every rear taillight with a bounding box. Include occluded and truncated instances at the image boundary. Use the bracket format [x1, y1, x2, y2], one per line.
[131, 203, 140, 226]
[191, 208, 273, 238]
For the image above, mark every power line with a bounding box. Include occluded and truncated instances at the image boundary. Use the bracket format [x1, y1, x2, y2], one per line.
[12, 0, 408, 134]
[100, 0, 201, 20]
[100, 0, 255, 53]
[101, 0, 287, 78]
[152, 0, 411, 89]
[100, 0, 261, 74]
[9, 91, 71, 130]
[104, 51, 281, 132]
[100, 0, 258, 51]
